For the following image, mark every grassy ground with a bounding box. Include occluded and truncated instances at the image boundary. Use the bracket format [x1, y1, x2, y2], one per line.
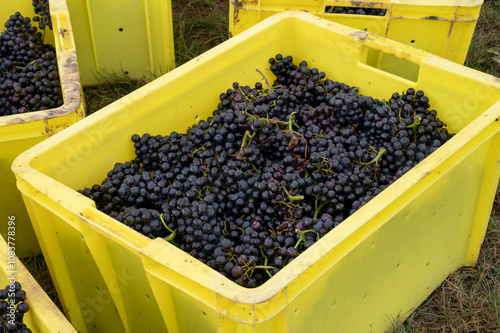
[464, 0, 500, 78]
[83, 73, 147, 115]
[171, 0, 228, 66]
[23, 0, 500, 331]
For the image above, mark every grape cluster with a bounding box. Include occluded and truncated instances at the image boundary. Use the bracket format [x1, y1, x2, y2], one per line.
[32, 0, 52, 30]
[0, 282, 31, 333]
[0, 3, 62, 116]
[326, 6, 387, 16]
[80, 54, 454, 288]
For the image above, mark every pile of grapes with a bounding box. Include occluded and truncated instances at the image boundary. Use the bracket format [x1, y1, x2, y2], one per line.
[0, 0, 63, 116]
[0, 282, 31, 333]
[325, 6, 387, 16]
[80, 54, 454, 288]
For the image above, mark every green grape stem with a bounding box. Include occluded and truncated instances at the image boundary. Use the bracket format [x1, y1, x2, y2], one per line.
[254, 265, 276, 270]
[313, 196, 324, 220]
[406, 115, 421, 129]
[240, 130, 256, 150]
[160, 214, 176, 243]
[286, 112, 300, 132]
[370, 148, 386, 165]
[189, 144, 206, 158]
[287, 194, 304, 202]
[287, 113, 295, 131]
[294, 229, 318, 249]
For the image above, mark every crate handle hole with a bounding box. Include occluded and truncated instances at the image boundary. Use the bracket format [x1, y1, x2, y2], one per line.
[364, 47, 421, 82]
[324, 6, 387, 16]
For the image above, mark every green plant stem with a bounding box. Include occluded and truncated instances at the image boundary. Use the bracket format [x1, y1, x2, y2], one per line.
[294, 229, 317, 249]
[313, 197, 324, 220]
[287, 194, 304, 202]
[370, 148, 386, 165]
[189, 144, 206, 158]
[240, 130, 255, 150]
[287, 113, 295, 131]
[406, 115, 421, 129]
[255, 265, 274, 278]
[254, 265, 276, 270]
[160, 214, 176, 243]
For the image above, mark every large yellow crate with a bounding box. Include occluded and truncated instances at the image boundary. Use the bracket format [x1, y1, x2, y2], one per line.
[65, 0, 176, 86]
[0, 236, 77, 332]
[12, 11, 500, 333]
[230, 0, 483, 65]
[0, 0, 84, 257]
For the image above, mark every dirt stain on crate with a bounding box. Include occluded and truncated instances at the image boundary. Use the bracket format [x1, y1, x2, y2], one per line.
[417, 171, 431, 182]
[350, 30, 367, 41]
[231, 0, 244, 10]
[231, 0, 242, 24]
[350, 1, 376, 8]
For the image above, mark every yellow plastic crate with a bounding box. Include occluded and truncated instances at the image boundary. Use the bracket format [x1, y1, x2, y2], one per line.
[12, 11, 500, 333]
[230, 0, 483, 65]
[0, 236, 77, 332]
[65, 0, 176, 86]
[0, 0, 84, 257]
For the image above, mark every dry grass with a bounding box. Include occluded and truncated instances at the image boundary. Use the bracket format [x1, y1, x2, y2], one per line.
[83, 73, 147, 115]
[171, 0, 228, 66]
